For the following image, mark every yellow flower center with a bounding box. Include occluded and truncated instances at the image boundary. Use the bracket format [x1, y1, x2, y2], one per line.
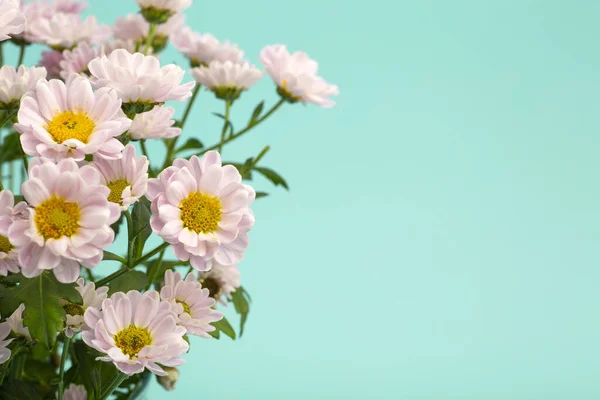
[114, 325, 152, 359]
[107, 179, 130, 204]
[0, 235, 12, 253]
[179, 192, 222, 234]
[35, 196, 81, 239]
[200, 277, 221, 299]
[46, 111, 95, 144]
[63, 303, 84, 316]
[176, 299, 191, 315]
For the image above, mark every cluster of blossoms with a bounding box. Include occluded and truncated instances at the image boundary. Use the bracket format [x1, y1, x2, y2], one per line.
[0, 0, 337, 398]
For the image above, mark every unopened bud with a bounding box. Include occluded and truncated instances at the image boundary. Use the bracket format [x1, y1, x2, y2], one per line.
[157, 366, 180, 391]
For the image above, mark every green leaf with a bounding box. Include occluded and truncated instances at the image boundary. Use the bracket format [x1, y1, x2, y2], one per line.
[248, 101, 265, 126]
[253, 167, 289, 190]
[255, 192, 269, 199]
[211, 316, 236, 340]
[108, 270, 148, 295]
[131, 198, 152, 259]
[73, 340, 120, 399]
[208, 329, 220, 339]
[0, 380, 43, 400]
[103, 251, 126, 263]
[176, 138, 204, 153]
[0, 272, 82, 350]
[23, 358, 58, 390]
[230, 287, 250, 337]
[0, 132, 22, 166]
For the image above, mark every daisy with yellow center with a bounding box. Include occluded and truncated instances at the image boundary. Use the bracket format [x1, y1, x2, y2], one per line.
[171, 28, 244, 67]
[82, 290, 189, 376]
[190, 60, 263, 102]
[61, 278, 108, 337]
[0, 190, 27, 276]
[14, 75, 131, 162]
[92, 144, 149, 213]
[8, 158, 120, 283]
[160, 270, 222, 338]
[146, 151, 256, 272]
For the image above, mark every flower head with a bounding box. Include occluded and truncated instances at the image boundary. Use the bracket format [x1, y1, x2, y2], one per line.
[8, 158, 120, 283]
[61, 383, 87, 400]
[15, 75, 131, 161]
[172, 28, 243, 67]
[191, 61, 263, 101]
[0, 0, 25, 41]
[0, 66, 47, 111]
[82, 290, 189, 376]
[128, 106, 181, 140]
[92, 144, 149, 211]
[7, 303, 31, 339]
[198, 262, 241, 305]
[88, 49, 194, 109]
[0, 319, 13, 364]
[146, 151, 256, 271]
[113, 13, 184, 53]
[29, 13, 110, 51]
[0, 190, 27, 276]
[160, 270, 222, 337]
[39, 50, 64, 80]
[62, 278, 108, 337]
[137, 0, 191, 24]
[260, 44, 339, 108]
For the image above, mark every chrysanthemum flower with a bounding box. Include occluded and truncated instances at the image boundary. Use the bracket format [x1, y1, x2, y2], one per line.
[8, 158, 120, 283]
[198, 262, 241, 305]
[92, 144, 149, 211]
[191, 61, 263, 101]
[160, 270, 222, 337]
[15, 75, 131, 161]
[39, 50, 64, 80]
[0, 66, 47, 111]
[7, 303, 31, 339]
[61, 278, 108, 337]
[137, 0, 191, 25]
[0, 0, 25, 42]
[29, 13, 110, 51]
[59, 41, 137, 81]
[260, 44, 339, 108]
[0, 319, 12, 364]
[128, 106, 181, 140]
[172, 28, 243, 67]
[88, 50, 194, 112]
[62, 383, 87, 400]
[146, 151, 256, 271]
[82, 290, 189, 376]
[0, 190, 27, 276]
[113, 13, 184, 53]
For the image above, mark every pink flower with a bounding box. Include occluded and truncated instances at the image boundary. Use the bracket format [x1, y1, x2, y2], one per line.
[0, 190, 27, 276]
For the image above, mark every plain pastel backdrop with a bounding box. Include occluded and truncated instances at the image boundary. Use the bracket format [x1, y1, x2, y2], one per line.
[6, 0, 600, 398]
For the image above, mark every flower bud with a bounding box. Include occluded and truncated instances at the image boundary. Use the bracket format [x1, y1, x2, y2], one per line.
[157, 366, 180, 391]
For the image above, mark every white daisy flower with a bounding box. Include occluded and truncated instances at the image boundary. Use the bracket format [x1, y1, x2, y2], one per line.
[0, 320, 12, 364]
[0, 66, 47, 110]
[160, 270, 222, 338]
[172, 28, 243, 67]
[29, 13, 110, 51]
[198, 262, 241, 305]
[128, 105, 181, 140]
[15, 74, 131, 161]
[0, 190, 28, 276]
[7, 303, 31, 339]
[59, 40, 137, 81]
[137, 0, 191, 24]
[0, 0, 25, 42]
[191, 61, 263, 101]
[61, 278, 108, 338]
[61, 383, 87, 400]
[88, 49, 194, 109]
[82, 290, 189, 376]
[8, 158, 120, 283]
[92, 144, 149, 211]
[39, 50, 64, 80]
[113, 13, 184, 53]
[146, 151, 256, 272]
[260, 44, 339, 108]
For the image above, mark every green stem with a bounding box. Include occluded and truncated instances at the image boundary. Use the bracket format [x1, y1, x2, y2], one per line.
[16, 43, 25, 67]
[125, 210, 134, 267]
[133, 242, 169, 267]
[143, 23, 156, 55]
[95, 267, 129, 287]
[253, 145, 271, 166]
[180, 84, 201, 129]
[145, 248, 165, 290]
[186, 265, 194, 277]
[203, 98, 285, 153]
[98, 372, 128, 400]
[85, 268, 95, 283]
[217, 100, 232, 154]
[58, 335, 72, 400]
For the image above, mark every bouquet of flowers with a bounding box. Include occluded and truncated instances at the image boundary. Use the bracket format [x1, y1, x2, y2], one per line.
[0, 0, 338, 398]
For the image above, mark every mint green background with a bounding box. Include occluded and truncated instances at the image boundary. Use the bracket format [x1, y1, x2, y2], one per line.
[7, 0, 600, 398]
